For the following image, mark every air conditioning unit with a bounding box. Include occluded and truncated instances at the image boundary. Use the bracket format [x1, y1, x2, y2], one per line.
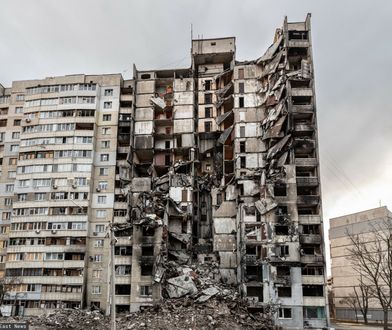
[93, 232, 98, 236]
[96, 187, 101, 192]
[35, 229, 41, 234]
[72, 184, 77, 189]
[52, 184, 58, 189]
[51, 229, 57, 234]
[25, 118, 31, 123]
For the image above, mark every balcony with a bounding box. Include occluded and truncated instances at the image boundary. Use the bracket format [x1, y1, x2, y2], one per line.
[295, 158, 318, 167]
[288, 39, 310, 48]
[300, 234, 322, 244]
[296, 177, 319, 186]
[291, 88, 313, 97]
[298, 215, 321, 224]
[21, 276, 83, 285]
[297, 195, 320, 206]
[120, 94, 133, 102]
[300, 255, 324, 264]
[293, 123, 314, 136]
[139, 255, 155, 265]
[302, 275, 324, 285]
[245, 255, 258, 265]
[40, 292, 82, 301]
[303, 296, 326, 307]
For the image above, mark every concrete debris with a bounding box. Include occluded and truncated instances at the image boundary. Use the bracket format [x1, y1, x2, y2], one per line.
[166, 275, 198, 298]
[150, 96, 166, 109]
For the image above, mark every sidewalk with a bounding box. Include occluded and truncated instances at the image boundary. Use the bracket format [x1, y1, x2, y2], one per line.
[332, 321, 387, 330]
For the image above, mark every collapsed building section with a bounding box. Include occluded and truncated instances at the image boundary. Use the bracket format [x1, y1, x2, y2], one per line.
[123, 14, 327, 330]
[0, 14, 327, 330]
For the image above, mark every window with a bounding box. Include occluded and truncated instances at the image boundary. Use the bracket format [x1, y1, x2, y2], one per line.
[92, 270, 102, 278]
[12, 132, 20, 139]
[239, 82, 245, 94]
[277, 287, 292, 297]
[99, 168, 108, 176]
[279, 308, 292, 319]
[205, 107, 212, 118]
[6, 184, 14, 192]
[97, 196, 107, 204]
[95, 225, 105, 233]
[100, 154, 109, 162]
[35, 193, 46, 201]
[96, 210, 107, 218]
[204, 121, 212, 132]
[93, 254, 102, 262]
[10, 145, 19, 152]
[16, 94, 25, 101]
[240, 141, 246, 153]
[204, 93, 212, 104]
[115, 265, 131, 276]
[238, 68, 244, 79]
[15, 107, 23, 114]
[94, 239, 104, 248]
[103, 114, 111, 121]
[14, 119, 21, 126]
[239, 126, 245, 138]
[303, 307, 325, 319]
[204, 80, 211, 91]
[239, 96, 244, 108]
[102, 127, 111, 135]
[103, 102, 112, 109]
[4, 198, 12, 206]
[98, 181, 108, 190]
[92, 286, 101, 294]
[140, 286, 152, 296]
[17, 194, 26, 202]
[101, 141, 110, 149]
[104, 89, 113, 96]
[240, 156, 246, 168]
[8, 171, 16, 179]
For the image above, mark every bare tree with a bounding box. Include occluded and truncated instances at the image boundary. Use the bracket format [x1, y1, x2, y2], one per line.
[353, 277, 371, 324]
[346, 221, 392, 330]
[339, 294, 359, 323]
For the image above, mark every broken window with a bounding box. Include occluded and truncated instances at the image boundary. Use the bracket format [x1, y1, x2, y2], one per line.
[302, 266, 324, 276]
[277, 245, 289, 257]
[240, 156, 246, 168]
[239, 96, 244, 108]
[246, 266, 262, 281]
[142, 227, 155, 237]
[181, 189, 188, 202]
[279, 308, 292, 319]
[277, 266, 290, 277]
[301, 244, 321, 255]
[204, 121, 212, 132]
[274, 183, 287, 196]
[239, 141, 245, 153]
[302, 285, 324, 297]
[141, 265, 153, 276]
[114, 246, 132, 256]
[204, 93, 212, 104]
[205, 107, 212, 118]
[303, 307, 325, 319]
[204, 80, 211, 91]
[247, 286, 263, 301]
[165, 154, 171, 166]
[246, 245, 257, 256]
[141, 73, 150, 80]
[216, 193, 222, 206]
[165, 127, 171, 134]
[141, 246, 154, 256]
[165, 141, 170, 149]
[115, 284, 131, 295]
[275, 225, 289, 236]
[239, 82, 244, 94]
[277, 286, 291, 297]
[302, 224, 320, 235]
[115, 265, 131, 276]
[238, 68, 244, 79]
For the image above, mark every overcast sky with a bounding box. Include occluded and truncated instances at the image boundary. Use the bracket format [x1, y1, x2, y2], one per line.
[1, 0, 391, 271]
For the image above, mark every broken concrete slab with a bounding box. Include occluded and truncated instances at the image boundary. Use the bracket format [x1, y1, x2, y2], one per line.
[166, 275, 198, 298]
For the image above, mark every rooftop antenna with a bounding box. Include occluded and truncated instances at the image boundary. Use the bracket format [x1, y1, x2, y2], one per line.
[191, 23, 193, 40]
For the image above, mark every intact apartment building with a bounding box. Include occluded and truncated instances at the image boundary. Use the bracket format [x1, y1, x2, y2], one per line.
[0, 14, 327, 329]
[330, 206, 392, 323]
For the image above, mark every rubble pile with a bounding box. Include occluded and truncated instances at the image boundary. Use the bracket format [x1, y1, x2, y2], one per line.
[23, 262, 276, 330]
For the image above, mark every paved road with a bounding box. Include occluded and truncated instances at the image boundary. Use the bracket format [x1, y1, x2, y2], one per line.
[332, 321, 387, 329]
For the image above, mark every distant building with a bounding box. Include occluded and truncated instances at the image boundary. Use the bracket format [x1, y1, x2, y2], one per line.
[329, 206, 392, 323]
[0, 14, 327, 329]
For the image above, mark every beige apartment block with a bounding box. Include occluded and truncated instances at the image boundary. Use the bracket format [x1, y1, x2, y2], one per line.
[330, 206, 392, 323]
[0, 14, 327, 330]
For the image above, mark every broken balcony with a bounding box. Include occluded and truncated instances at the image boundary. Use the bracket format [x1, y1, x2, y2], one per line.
[295, 157, 318, 167]
[294, 138, 316, 157]
[296, 176, 319, 187]
[293, 120, 314, 137]
[297, 186, 319, 206]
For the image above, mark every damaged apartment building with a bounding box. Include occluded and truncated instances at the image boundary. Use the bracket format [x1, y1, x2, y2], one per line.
[0, 14, 327, 330]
